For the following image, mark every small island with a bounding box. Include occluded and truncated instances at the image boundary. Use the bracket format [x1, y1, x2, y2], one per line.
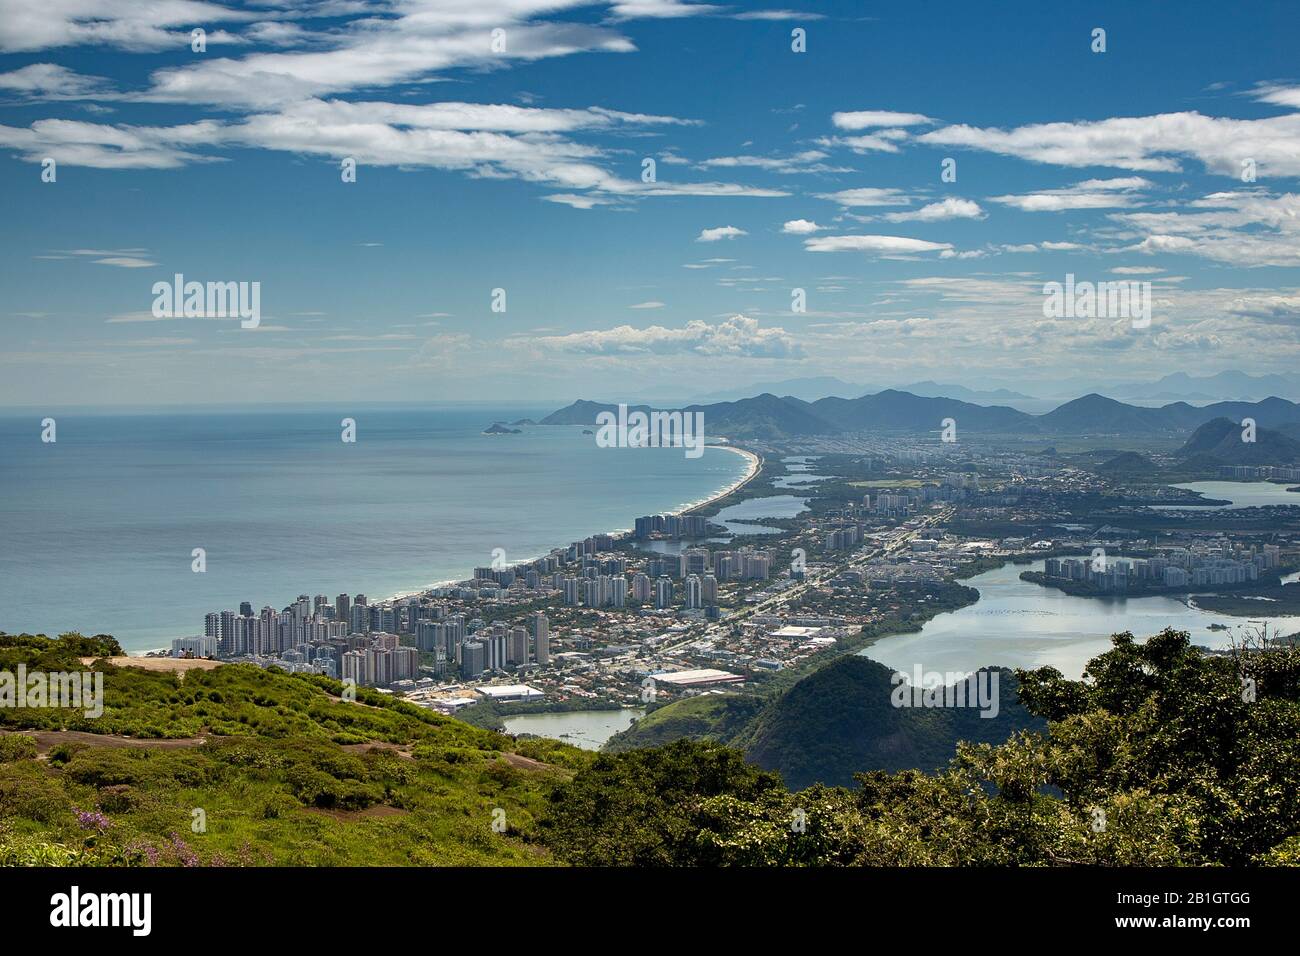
[483, 422, 522, 435]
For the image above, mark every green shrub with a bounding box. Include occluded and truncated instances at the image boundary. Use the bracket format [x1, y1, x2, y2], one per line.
[0, 736, 38, 762]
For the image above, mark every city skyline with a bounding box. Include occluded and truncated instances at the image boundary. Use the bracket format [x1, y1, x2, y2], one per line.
[1, 0, 1299, 406]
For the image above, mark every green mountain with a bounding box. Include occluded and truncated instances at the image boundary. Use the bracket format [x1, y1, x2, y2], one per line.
[542, 630, 1300, 867]
[607, 656, 1042, 791]
[1037, 393, 1194, 434]
[728, 656, 1043, 790]
[539, 393, 835, 440]
[604, 694, 764, 752]
[1177, 417, 1300, 464]
[808, 389, 1033, 433]
[1095, 450, 1161, 477]
[543, 391, 1300, 440]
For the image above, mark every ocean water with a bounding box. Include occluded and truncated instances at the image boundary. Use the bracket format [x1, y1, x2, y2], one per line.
[0, 405, 748, 652]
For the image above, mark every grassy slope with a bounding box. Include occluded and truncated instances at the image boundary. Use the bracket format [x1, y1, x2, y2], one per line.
[603, 694, 765, 753]
[0, 632, 590, 866]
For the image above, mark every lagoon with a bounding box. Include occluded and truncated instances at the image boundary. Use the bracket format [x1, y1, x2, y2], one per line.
[1155, 481, 1300, 510]
[501, 708, 645, 749]
[859, 558, 1300, 680]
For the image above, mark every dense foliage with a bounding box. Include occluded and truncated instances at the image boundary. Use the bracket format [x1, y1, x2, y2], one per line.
[542, 629, 1300, 865]
[0, 632, 587, 865]
[3, 628, 1298, 866]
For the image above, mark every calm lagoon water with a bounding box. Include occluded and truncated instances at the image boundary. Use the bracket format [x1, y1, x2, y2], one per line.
[860, 559, 1300, 680]
[1155, 481, 1300, 510]
[0, 405, 748, 652]
[712, 494, 809, 535]
[501, 708, 645, 749]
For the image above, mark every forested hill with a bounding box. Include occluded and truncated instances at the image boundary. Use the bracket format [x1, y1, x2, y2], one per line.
[607, 656, 1042, 790]
[730, 657, 1043, 790]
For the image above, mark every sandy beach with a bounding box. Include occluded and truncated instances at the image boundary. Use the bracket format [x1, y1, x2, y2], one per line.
[680, 444, 762, 516]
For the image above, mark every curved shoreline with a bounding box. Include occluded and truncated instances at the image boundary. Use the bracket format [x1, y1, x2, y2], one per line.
[381, 443, 763, 603]
[680, 444, 762, 516]
[134, 442, 764, 655]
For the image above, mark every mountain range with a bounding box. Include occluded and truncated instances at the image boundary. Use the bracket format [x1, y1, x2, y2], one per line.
[687, 370, 1300, 407]
[543, 389, 1300, 441]
[1110, 370, 1300, 403]
[689, 377, 1034, 405]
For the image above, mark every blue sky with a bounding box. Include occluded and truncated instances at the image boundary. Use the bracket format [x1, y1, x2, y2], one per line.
[1, 0, 1298, 406]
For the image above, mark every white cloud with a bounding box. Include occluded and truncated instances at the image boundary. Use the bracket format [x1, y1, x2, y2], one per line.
[518, 313, 800, 358]
[0, 62, 107, 97]
[609, 1, 723, 19]
[990, 177, 1152, 212]
[139, 8, 638, 110]
[93, 256, 156, 268]
[732, 9, 824, 20]
[0, 117, 225, 168]
[696, 149, 849, 174]
[1225, 294, 1300, 321]
[0, 0, 256, 53]
[542, 192, 617, 209]
[804, 235, 954, 256]
[1251, 83, 1300, 110]
[629, 300, 665, 309]
[782, 219, 824, 234]
[831, 110, 934, 129]
[920, 112, 1300, 177]
[816, 187, 910, 207]
[883, 197, 983, 222]
[1110, 191, 1300, 267]
[696, 225, 747, 242]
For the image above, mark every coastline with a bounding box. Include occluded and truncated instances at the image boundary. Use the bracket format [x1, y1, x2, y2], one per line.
[681, 444, 762, 517]
[131, 441, 764, 656]
[387, 443, 762, 599]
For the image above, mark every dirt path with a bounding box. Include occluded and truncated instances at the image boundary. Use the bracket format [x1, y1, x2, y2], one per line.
[500, 752, 553, 771]
[0, 728, 208, 753]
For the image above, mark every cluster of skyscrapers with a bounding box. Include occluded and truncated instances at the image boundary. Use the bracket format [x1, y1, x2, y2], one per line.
[557, 545, 771, 613]
[1044, 544, 1281, 592]
[190, 526, 769, 687]
[1217, 465, 1300, 481]
[633, 513, 710, 539]
[196, 590, 550, 686]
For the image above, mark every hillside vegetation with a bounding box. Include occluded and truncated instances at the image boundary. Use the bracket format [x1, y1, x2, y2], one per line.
[0, 631, 587, 866]
[3, 627, 1299, 867]
[543, 629, 1300, 866]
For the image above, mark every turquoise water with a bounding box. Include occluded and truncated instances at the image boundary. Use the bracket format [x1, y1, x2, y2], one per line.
[0, 405, 748, 652]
